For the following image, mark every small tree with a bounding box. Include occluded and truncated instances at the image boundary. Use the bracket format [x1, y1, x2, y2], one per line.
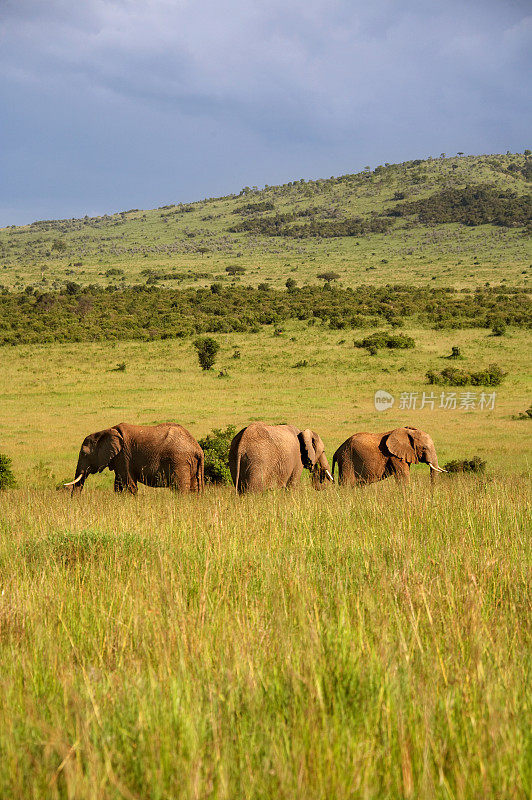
[198, 425, 237, 484]
[0, 453, 16, 490]
[193, 337, 220, 371]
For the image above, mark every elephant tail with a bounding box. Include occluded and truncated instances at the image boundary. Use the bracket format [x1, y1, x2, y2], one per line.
[196, 451, 205, 493]
[331, 452, 337, 479]
[234, 448, 242, 495]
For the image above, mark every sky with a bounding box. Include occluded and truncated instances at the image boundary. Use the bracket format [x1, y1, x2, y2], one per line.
[1, 0, 531, 226]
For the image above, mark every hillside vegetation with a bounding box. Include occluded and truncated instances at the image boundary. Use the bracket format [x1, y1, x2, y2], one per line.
[1, 153, 530, 291]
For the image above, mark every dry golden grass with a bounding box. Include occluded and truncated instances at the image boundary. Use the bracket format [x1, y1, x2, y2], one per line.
[0, 478, 530, 798]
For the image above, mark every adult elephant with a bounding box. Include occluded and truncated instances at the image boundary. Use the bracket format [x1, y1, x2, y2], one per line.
[229, 422, 333, 493]
[332, 426, 445, 486]
[64, 422, 204, 495]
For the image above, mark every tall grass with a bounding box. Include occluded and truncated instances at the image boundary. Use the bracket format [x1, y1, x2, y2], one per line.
[0, 477, 529, 798]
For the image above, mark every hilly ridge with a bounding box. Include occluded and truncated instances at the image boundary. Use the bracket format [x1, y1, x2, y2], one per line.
[1, 152, 530, 291]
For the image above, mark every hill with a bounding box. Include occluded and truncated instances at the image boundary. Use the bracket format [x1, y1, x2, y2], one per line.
[0, 152, 530, 291]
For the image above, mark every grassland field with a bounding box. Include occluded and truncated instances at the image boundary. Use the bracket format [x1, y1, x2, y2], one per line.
[0, 152, 531, 798]
[0, 324, 530, 482]
[0, 323, 531, 798]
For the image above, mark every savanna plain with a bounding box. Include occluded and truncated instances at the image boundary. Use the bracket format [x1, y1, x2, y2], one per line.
[1, 326, 530, 799]
[0, 153, 531, 799]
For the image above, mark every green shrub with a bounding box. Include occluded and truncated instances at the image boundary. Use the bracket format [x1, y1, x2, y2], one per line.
[0, 453, 16, 489]
[512, 405, 532, 420]
[448, 346, 462, 359]
[317, 272, 340, 282]
[198, 425, 237, 484]
[426, 364, 505, 386]
[193, 337, 220, 370]
[444, 456, 486, 474]
[354, 331, 415, 351]
[491, 321, 507, 336]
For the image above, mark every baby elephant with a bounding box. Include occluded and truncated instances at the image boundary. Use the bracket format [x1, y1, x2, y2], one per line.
[229, 422, 333, 493]
[64, 422, 204, 495]
[332, 426, 445, 486]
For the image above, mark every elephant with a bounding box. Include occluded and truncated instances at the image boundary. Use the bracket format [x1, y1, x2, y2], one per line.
[229, 422, 333, 493]
[64, 422, 204, 495]
[331, 426, 446, 486]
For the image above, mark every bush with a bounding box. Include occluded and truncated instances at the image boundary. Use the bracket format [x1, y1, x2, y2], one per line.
[198, 425, 237, 484]
[354, 331, 415, 351]
[193, 337, 220, 370]
[491, 321, 507, 336]
[317, 272, 340, 282]
[448, 346, 462, 359]
[512, 405, 532, 420]
[444, 456, 486, 474]
[426, 364, 505, 386]
[0, 453, 16, 489]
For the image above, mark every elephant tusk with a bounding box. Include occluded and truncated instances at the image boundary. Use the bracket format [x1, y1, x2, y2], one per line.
[63, 474, 84, 487]
[429, 463, 447, 473]
[325, 469, 334, 482]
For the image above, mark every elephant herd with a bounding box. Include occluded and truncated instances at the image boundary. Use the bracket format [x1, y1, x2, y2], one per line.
[64, 421, 445, 495]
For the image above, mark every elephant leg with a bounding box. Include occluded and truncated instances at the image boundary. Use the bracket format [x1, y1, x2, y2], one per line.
[338, 461, 356, 487]
[114, 474, 137, 494]
[286, 464, 303, 488]
[169, 473, 189, 493]
[388, 461, 409, 483]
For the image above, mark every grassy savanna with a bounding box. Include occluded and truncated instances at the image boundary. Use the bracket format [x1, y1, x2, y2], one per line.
[0, 151, 531, 797]
[0, 325, 530, 482]
[1, 153, 530, 292]
[1, 324, 531, 797]
[0, 479, 530, 798]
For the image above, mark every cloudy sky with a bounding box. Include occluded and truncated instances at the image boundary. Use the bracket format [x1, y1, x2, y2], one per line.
[1, 0, 530, 225]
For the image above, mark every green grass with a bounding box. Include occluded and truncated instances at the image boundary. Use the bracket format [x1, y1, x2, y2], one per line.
[0, 326, 530, 482]
[1, 153, 530, 292]
[0, 480, 530, 798]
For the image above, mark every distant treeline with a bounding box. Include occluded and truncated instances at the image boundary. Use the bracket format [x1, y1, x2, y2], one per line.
[0, 285, 529, 345]
[230, 214, 391, 238]
[386, 186, 532, 227]
[228, 185, 531, 238]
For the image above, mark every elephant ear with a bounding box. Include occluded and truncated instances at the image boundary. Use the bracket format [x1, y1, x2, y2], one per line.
[385, 428, 418, 464]
[95, 428, 123, 471]
[298, 429, 317, 469]
[310, 431, 325, 460]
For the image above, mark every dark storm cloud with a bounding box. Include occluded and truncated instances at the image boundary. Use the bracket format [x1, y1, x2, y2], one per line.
[1, 0, 530, 224]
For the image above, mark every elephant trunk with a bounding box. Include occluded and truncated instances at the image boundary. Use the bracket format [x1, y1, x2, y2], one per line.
[311, 454, 334, 489]
[426, 450, 446, 481]
[64, 457, 89, 494]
